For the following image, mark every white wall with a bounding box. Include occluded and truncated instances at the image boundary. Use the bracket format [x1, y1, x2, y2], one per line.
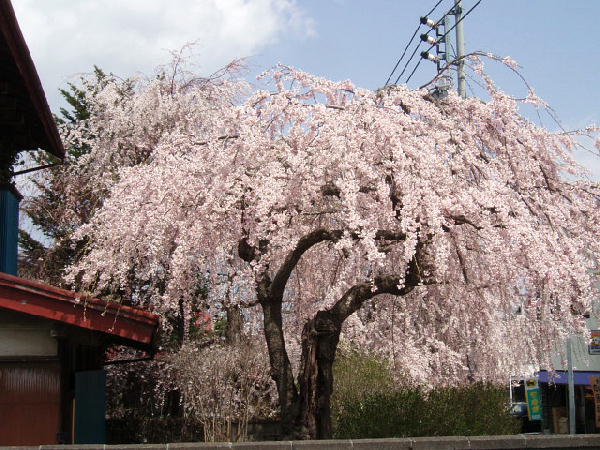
[0, 309, 57, 357]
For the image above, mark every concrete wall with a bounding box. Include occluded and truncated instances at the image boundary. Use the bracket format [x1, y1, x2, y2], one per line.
[12, 434, 600, 450]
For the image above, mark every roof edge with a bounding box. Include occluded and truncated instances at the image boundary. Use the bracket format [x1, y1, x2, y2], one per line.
[0, 272, 160, 344]
[0, 0, 65, 158]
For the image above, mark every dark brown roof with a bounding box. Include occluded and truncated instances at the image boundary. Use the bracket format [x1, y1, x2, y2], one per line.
[0, 0, 65, 158]
[0, 272, 159, 350]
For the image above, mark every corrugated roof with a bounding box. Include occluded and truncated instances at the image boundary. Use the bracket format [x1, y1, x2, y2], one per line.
[0, 272, 159, 349]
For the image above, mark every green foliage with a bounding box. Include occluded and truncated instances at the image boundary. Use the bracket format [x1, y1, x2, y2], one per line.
[332, 351, 521, 439]
[332, 348, 395, 413]
[19, 66, 128, 286]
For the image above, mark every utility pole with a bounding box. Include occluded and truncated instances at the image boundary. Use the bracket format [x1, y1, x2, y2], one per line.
[419, 1, 473, 98]
[567, 337, 576, 434]
[453, 0, 467, 98]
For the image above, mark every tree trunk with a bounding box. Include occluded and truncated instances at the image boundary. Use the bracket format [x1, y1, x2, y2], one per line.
[225, 304, 243, 344]
[260, 300, 299, 439]
[296, 310, 341, 439]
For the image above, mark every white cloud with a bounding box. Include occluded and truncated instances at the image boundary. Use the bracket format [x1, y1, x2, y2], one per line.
[12, 0, 315, 110]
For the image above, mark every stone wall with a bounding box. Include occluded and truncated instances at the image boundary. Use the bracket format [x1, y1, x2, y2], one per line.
[11, 434, 600, 450]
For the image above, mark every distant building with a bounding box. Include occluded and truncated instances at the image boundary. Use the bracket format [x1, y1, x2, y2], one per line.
[511, 316, 600, 434]
[536, 315, 600, 434]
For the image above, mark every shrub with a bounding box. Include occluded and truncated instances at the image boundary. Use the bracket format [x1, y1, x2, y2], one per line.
[332, 351, 521, 438]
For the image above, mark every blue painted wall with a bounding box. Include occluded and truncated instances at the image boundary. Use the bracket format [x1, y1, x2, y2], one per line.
[0, 188, 19, 276]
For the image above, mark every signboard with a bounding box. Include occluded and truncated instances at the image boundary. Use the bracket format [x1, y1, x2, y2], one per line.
[591, 376, 600, 428]
[525, 377, 542, 421]
[589, 331, 600, 355]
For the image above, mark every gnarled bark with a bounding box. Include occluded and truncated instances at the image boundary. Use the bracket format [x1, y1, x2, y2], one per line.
[296, 310, 341, 439]
[243, 229, 418, 440]
[260, 297, 299, 438]
[292, 271, 419, 439]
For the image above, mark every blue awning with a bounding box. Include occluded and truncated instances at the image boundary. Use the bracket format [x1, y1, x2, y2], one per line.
[537, 370, 600, 385]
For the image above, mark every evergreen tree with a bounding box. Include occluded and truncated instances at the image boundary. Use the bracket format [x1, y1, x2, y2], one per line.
[19, 67, 125, 285]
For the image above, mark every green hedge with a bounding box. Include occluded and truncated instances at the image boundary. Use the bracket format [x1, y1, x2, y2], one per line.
[332, 351, 521, 439]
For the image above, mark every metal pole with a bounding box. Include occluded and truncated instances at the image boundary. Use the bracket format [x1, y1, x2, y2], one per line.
[567, 337, 576, 434]
[453, 0, 467, 98]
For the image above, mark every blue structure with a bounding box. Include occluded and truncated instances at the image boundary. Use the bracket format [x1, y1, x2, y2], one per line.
[0, 187, 20, 276]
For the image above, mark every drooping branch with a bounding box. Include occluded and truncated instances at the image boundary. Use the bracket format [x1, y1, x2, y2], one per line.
[194, 133, 240, 146]
[329, 245, 423, 322]
[448, 214, 483, 230]
[385, 174, 402, 216]
[270, 229, 342, 301]
[440, 213, 507, 232]
[330, 274, 415, 322]
[237, 237, 269, 263]
[270, 228, 407, 302]
[237, 238, 255, 262]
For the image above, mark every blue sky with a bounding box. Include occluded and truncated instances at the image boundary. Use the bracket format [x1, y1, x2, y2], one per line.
[14, 0, 600, 176]
[251, 1, 600, 160]
[253, 0, 599, 120]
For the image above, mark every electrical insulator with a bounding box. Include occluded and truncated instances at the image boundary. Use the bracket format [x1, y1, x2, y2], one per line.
[420, 33, 437, 45]
[420, 16, 437, 28]
[420, 51, 439, 62]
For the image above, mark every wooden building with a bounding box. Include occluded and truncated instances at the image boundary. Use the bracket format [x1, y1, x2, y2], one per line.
[0, 0, 161, 445]
[0, 273, 159, 445]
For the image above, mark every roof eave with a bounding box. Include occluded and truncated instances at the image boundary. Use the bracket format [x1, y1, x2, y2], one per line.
[0, 0, 65, 159]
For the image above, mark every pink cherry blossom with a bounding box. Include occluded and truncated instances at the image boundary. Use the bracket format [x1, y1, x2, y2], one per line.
[64, 61, 599, 439]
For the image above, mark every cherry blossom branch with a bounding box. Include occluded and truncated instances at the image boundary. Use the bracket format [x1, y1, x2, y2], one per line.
[320, 183, 376, 197]
[418, 51, 524, 91]
[269, 228, 407, 302]
[328, 274, 409, 322]
[448, 214, 483, 231]
[194, 134, 240, 146]
[270, 229, 340, 301]
[329, 261, 423, 323]
[237, 238, 269, 263]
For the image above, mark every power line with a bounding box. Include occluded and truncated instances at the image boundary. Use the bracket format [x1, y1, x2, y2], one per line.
[404, 8, 454, 86]
[404, 58, 423, 85]
[384, 0, 447, 86]
[425, 0, 447, 17]
[400, 5, 456, 86]
[465, 77, 477, 98]
[465, 71, 486, 91]
[393, 6, 454, 85]
[393, 41, 423, 85]
[385, 28, 420, 87]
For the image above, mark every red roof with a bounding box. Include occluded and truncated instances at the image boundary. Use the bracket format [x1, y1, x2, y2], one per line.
[0, 272, 159, 349]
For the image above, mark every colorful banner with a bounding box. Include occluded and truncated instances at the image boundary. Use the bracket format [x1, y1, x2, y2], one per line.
[525, 377, 542, 421]
[590, 331, 600, 355]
